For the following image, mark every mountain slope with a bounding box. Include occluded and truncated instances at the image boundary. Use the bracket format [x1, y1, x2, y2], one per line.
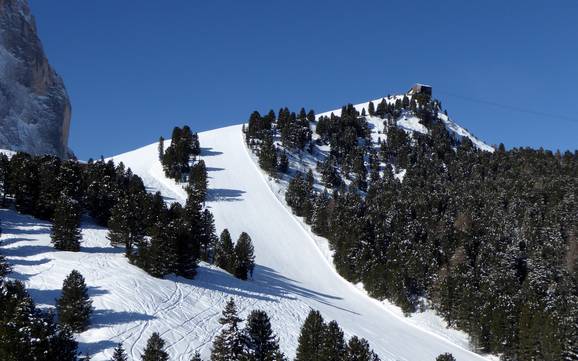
[2, 124, 495, 360]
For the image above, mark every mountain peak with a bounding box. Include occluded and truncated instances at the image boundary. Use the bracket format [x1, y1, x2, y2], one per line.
[0, 0, 72, 158]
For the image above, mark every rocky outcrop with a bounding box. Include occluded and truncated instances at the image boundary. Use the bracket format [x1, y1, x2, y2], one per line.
[0, 0, 71, 158]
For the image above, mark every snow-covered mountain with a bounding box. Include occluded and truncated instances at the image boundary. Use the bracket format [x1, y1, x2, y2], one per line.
[316, 94, 494, 153]
[0, 0, 72, 158]
[2, 113, 498, 360]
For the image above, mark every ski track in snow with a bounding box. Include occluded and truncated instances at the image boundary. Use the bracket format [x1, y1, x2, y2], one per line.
[0, 124, 497, 361]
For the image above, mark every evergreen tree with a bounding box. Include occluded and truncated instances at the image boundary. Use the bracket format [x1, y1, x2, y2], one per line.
[295, 310, 326, 361]
[200, 209, 218, 262]
[0, 280, 78, 360]
[56, 270, 93, 333]
[51, 193, 82, 252]
[107, 192, 148, 257]
[345, 336, 379, 361]
[278, 151, 289, 173]
[368, 101, 375, 116]
[188, 160, 208, 201]
[234, 232, 255, 280]
[141, 332, 169, 361]
[321, 320, 346, 361]
[158, 136, 164, 161]
[259, 133, 278, 174]
[211, 298, 245, 361]
[190, 351, 202, 361]
[244, 310, 282, 361]
[215, 229, 235, 273]
[111, 343, 128, 361]
[435, 353, 456, 361]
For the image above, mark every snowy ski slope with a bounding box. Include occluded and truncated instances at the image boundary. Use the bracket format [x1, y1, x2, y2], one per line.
[1, 122, 497, 360]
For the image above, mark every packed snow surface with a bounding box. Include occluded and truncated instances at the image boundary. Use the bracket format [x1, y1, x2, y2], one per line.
[2, 125, 495, 361]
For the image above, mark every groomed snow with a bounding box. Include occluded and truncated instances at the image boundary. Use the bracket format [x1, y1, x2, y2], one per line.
[2, 125, 497, 361]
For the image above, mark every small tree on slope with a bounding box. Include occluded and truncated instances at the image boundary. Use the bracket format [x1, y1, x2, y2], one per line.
[141, 332, 169, 361]
[244, 309, 284, 361]
[56, 270, 92, 332]
[435, 353, 456, 361]
[111, 343, 128, 361]
[215, 229, 235, 273]
[234, 232, 255, 280]
[295, 310, 326, 361]
[211, 298, 245, 361]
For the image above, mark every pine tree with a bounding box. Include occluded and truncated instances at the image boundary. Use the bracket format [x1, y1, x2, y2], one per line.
[51, 194, 82, 252]
[211, 298, 245, 361]
[188, 160, 208, 201]
[321, 320, 346, 361]
[244, 310, 282, 361]
[190, 351, 202, 361]
[435, 353, 456, 361]
[107, 192, 148, 257]
[111, 343, 128, 361]
[295, 310, 326, 361]
[278, 151, 289, 173]
[141, 332, 169, 361]
[259, 133, 278, 174]
[234, 232, 255, 280]
[56, 270, 93, 332]
[368, 101, 375, 116]
[158, 136, 165, 161]
[215, 229, 236, 273]
[200, 209, 218, 262]
[345, 336, 379, 361]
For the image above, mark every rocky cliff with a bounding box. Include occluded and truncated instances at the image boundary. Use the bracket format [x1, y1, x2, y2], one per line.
[0, 0, 71, 158]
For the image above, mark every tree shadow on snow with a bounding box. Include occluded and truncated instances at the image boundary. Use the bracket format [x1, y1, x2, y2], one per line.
[179, 264, 359, 315]
[91, 309, 156, 328]
[27, 286, 110, 307]
[200, 147, 223, 157]
[206, 188, 245, 202]
[78, 340, 117, 357]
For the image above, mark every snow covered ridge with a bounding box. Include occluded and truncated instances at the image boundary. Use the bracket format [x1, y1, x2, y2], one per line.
[317, 93, 495, 152]
[2, 125, 494, 360]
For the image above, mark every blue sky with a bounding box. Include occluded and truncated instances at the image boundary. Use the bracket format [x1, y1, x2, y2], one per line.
[30, 0, 578, 159]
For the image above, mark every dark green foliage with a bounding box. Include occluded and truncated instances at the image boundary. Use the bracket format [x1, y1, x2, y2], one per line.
[0, 153, 10, 206]
[345, 336, 379, 361]
[200, 209, 218, 262]
[285, 172, 314, 220]
[107, 191, 148, 256]
[234, 232, 255, 280]
[244, 310, 282, 361]
[259, 132, 278, 174]
[51, 194, 82, 252]
[278, 151, 289, 173]
[56, 270, 92, 333]
[8, 153, 39, 214]
[0, 280, 78, 361]
[161, 126, 200, 182]
[435, 353, 455, 361]
[141, 332, 169, 361]
[211, 298, 244, 361]
[295, 310, 326, 361]
[111, 343, 128, 361]
[321, 321, 346, 361]
[251, 95, 578, 360]
[215, 229, 235, 273]
[190, 351, 202, 361]
[187, 160, 208, 201]
[158, 136, 164, 161]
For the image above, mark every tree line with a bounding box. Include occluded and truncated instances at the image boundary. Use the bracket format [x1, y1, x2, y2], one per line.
[247, 93, 578, 360]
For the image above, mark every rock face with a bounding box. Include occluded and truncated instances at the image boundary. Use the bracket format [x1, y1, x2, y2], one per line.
[0, 0, 71, 158]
